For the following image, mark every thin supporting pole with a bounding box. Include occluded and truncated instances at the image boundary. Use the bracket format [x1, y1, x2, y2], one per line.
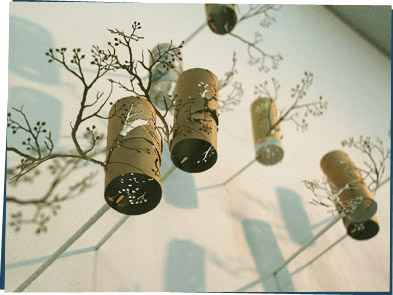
[162, 164, 177, 181]
[223, 158, 256, 185]
[233, 233, 348, 292]
[273, 212, 345, 275]
[14, 204, 110, 292]
[291, 233, 347, 277]
[95, 215, 129, 251]
[94, 164, 177, 251]
[183, 22, 207, 45]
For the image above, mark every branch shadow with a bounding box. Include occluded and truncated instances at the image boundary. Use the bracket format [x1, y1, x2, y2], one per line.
[276, 187, 313, 245]
[241, 219, 295, 292]
[8, 86, 63, 149]
[164, 239, 205, 292]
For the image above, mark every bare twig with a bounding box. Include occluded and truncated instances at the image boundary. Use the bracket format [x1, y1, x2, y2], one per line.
[341, 135, 390, 195]
[229, 32, 283, 73]
[237, 4, 282, 27]
[104, 22, 184, 143]
[218, 51, 244, 112]
[304, 133, 390, 221]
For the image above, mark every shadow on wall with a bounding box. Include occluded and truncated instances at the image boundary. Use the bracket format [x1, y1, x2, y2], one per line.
[276, 187, 313, 245]
[165, 239, 205, 292]
[241, 219, 295, 292]
[9, 15, 60, 85]
[7, 87, 62, 151]
[161, 142, 198, 209]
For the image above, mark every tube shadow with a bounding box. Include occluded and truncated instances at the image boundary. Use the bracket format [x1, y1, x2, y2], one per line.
[195, 182, 224, 191]
[241, 219, 295, 292]
[7, 86, 62, 150]
[161, 143, 198, 209]
[164, 239, 205, 292]
[276, 187, 313, 245]
[9, 15, 60, 84]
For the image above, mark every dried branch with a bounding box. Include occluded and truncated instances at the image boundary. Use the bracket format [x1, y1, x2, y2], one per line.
[303, 178, 366, 217]
[45, 45, 117, 167]
[237, 4, 283, 27]
[218, 51, 244, 112]
[303, 133, 390, 221]
[341, 135, 390, 195]
[104, 22, 183, 143]
[229, 31, 283, 73]
[7, 107, 105, 183]
[254, 77, 280, 101]
[256, 72, 327, 135]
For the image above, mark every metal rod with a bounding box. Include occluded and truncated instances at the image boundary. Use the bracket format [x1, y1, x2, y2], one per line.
[183, 22, 207, 45]
[94, 164, 177, 251]
[14, 204, 110, 292]
[273, 212, 345, 275]
[13, 19, 206, 291]
[95, 215, 129, 251]
[290, 233, 348, 277]
[233, 232, 348, 292]
[162, 164, 177, 181]
[223, 158, 256, 185]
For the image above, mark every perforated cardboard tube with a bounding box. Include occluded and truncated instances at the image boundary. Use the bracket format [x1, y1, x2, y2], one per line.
[343, 215, 379, 240]
[320, 150, 377, 223]
[105, 96, 162, 215]
[250, 97, 284, 165]
[205, 4, 237, 35]
[170, 68, 219, 173]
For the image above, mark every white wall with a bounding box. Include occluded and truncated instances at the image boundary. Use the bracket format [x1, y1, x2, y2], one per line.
[5, 3, 391, 292]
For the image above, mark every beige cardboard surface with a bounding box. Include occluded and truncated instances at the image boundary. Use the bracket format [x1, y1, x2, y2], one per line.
[320, 150, 377, 223]
[170, 68, 219, 172]
[105, 96, 162, 215]
[250, 97, 283, 165]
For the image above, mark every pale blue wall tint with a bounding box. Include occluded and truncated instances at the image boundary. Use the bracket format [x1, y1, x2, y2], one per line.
[241, 219, 295, 292]
[165, 239, 205, 292]
[9, 15, 60, 85]
[7, 87, 62, 151]
[276, 187, 313, 245]
[161, 143, 198, 209]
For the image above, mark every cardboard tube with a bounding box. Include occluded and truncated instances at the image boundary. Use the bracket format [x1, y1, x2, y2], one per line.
[170, 68, 219, 173]
[149, 43, 183, 110]
[343, 215, 379, 240]
[250, 97, 284, 165]
[320, 150, 377, 223]
[205, 4, 237, 35]
[105, 96, 162, 215]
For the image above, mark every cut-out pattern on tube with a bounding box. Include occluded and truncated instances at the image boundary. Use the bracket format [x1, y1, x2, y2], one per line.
[105, 96, 162, 215]
[170, 68, 219, 173]
[343, 215, 379, 240]
[250, 97, 283, 165]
